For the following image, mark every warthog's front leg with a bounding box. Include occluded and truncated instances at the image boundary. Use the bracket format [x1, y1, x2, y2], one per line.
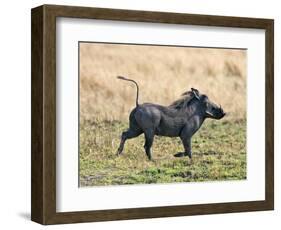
[174, 137, 192, 158]
[174, 125, 192, 158]
[182, 137, 192, 158]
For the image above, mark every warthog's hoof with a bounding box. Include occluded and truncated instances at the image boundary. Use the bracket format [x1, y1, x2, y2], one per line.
[116, 150, 122, 156]
[174, 152, 185, 157]
[174, 152, 192, 159]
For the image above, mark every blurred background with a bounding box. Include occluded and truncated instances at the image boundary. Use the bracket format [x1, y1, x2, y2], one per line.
[79, 43, 246, 123]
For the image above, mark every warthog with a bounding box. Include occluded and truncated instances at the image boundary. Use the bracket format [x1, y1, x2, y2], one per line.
[116, 76, 225, 160]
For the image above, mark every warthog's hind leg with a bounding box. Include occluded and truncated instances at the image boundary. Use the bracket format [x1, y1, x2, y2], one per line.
[144, 129, 154, 160]
[116, 128, 142, 155]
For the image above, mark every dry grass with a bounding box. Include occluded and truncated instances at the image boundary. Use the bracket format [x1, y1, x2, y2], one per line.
[79, 43, 246, 122]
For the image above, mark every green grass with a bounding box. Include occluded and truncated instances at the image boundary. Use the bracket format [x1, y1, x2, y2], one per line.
[79, 119, 246, 186]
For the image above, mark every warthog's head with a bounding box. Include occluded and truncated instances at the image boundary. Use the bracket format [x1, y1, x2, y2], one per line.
[191, 88, 226, 120]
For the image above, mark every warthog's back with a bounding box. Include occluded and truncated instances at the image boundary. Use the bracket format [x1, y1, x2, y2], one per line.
[132, 103, 187, 137]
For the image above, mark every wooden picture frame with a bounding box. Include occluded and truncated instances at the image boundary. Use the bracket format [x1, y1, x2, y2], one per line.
[31, 4, 274, 225]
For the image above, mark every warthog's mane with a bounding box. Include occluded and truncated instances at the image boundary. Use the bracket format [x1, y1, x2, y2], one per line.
[169, 91, 195, 110]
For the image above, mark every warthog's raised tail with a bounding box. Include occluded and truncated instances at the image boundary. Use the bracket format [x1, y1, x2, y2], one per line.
[117, 76, 139, 107]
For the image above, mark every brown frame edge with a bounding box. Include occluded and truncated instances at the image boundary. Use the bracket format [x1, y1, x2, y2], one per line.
[31, 4, 274, 225]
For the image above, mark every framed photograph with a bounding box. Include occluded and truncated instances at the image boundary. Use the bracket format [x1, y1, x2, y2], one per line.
[31, 4, 274, 225]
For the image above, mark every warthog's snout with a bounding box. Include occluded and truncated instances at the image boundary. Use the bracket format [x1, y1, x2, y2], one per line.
[207, 105, 226, 120]
[205, 100, 226, 120]
[216, 105, 226, 119]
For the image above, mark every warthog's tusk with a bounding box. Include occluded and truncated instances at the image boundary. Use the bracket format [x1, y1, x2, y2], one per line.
[206, 111, 214, 117]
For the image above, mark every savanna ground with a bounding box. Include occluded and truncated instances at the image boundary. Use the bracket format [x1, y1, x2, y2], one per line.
[79, 43, 247, 186]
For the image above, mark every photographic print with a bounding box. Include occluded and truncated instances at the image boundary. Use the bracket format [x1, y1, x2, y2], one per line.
[32, 5, 273, 224]
[79, 43, 247, 187]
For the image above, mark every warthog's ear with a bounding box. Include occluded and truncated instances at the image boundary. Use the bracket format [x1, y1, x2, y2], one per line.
[191, 88, 200, 99]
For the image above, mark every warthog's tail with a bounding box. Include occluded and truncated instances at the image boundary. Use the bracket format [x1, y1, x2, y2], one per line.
[117, 76, 139, 107]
